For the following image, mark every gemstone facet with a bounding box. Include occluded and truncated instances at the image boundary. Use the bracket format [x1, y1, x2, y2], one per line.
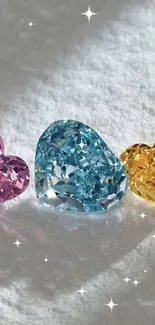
[0, 137, 30, 203]
[120, 143, 155, 202]
[35, 120, 128, 213]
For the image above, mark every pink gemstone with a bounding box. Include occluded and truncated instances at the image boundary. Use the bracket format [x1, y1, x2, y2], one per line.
[0, 154, 30, 203]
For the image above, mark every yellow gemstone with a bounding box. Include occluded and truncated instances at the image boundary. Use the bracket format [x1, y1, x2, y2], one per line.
[120, 143, 155, 202]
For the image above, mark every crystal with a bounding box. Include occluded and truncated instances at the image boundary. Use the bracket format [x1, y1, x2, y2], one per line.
[35, 120, 128, 213]
[0, 137, 30, 203]
[120, 143, 155, 202]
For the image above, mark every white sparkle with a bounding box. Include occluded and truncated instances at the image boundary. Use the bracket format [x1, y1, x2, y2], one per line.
[77, 286, 87, 297]
[105, 298, 118, 311]
[123, 277, 131, 283]
[28, 21, 34, 27]
[133, 279, 140, 287]
[151, 234, 155, 239]
[81, 6, 98, 23]
[79, 142, 85, 149]
[14, 239, 22, 247]
[140, 212, 147, 219]
[144, 269, 147, 273]
[114, 162, 120, 167]
[44, 257, 49, 263]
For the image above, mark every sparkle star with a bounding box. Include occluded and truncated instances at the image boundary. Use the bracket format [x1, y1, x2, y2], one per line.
[133, 279, 140, 287]
[14, 239, 22, 247]
[44, 257, 49, 263]
[81, 6, 98, 23]
[105, 298, 118, 311]
[79, 142, 85, 149]
[144, 269, 147, 273]
[28, 21, 34, 27]
[140, 212, 147, 219]
[114, 162, 120, 167]
[151, 234, 155, 239]
[77, 286, 87, 297]
[123, 277, 131, 283]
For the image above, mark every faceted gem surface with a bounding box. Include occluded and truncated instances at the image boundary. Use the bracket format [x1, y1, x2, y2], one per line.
[35, 120, 128, 213]
[120, 143, 155, 202]
[0, 136, 30, 203]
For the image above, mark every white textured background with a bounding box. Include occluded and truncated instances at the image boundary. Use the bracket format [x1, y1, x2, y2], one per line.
[0, 0, 155, 324]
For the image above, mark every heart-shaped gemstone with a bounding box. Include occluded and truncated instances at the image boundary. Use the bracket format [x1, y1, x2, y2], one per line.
[35, 120, 128, 213]
[0, 136, 30, 203]
[120, 143, 155, 202]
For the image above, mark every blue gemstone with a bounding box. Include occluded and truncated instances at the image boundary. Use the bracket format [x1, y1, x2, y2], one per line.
[35, 120, 128, 213]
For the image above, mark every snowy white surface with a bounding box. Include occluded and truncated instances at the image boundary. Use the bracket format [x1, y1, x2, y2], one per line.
[0, 0, 155, 324]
